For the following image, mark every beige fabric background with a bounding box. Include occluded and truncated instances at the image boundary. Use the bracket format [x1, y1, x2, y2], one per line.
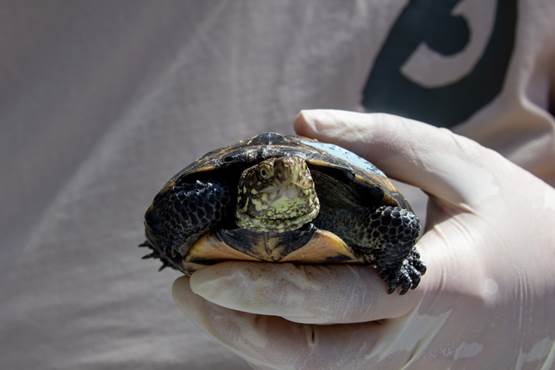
[1, 1, 553, 369]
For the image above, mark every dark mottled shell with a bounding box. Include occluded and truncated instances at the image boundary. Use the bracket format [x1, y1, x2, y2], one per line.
[166, 132, 410, 210]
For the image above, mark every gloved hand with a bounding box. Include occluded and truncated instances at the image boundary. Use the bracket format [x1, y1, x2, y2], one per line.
[172, 110, 555, 370]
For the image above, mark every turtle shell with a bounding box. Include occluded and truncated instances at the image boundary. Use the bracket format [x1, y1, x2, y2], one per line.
[146, 132, 412, 274]
[167, 132, 407, 207]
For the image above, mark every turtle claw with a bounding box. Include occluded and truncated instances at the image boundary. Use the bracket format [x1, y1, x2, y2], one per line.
[158, 261, 171, 271]
[384, 270, 411, 295]
[138, 241, 150, 248]
[408, 265, 421, 288]
[384, 274, 412, 295]
[382, 254, 426, 294]
[142, 252, 159, 259]
[399, 271, 413, 295]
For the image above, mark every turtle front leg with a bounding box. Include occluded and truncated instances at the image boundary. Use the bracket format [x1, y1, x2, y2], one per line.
[315, 205, 425, 294]
[141, 178, 233, 271]
[363, 205, 425, 294]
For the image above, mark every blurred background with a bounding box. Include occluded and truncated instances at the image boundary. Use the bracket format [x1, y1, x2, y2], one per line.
[1, 1, 552, 369]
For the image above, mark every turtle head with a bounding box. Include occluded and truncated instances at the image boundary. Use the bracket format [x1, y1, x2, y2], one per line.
[235, 156, 320, 232]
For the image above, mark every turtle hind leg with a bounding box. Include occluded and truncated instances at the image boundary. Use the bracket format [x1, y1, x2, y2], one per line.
[143, 179, 233, 272]
[365, 205, 425, 294]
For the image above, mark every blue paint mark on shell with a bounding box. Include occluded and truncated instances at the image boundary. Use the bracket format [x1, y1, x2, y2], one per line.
[300, 139, 386, 177]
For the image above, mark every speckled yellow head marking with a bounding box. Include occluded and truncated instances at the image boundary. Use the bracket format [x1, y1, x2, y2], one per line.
[235, 156, 320, 232]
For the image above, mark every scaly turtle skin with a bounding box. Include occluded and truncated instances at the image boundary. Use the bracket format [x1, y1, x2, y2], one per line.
[141, 132, 426, 294]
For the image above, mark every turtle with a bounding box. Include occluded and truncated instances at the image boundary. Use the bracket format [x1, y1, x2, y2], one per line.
[140, 132, 426, 294]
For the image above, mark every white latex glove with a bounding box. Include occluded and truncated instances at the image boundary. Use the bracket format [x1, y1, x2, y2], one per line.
[173, 110, 555, 370]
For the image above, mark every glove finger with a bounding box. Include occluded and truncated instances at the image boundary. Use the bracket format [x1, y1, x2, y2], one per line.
[172, 276, 333, 367]
[189, 261, 426, 324]
[294, 109, 507, 209]
[173, 276, 391, 369]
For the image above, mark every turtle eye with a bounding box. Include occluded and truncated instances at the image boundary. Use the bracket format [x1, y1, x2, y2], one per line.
[259, 165, 273, 179]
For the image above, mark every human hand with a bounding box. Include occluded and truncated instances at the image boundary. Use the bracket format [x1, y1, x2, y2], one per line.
[173, 110, 555, 369]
